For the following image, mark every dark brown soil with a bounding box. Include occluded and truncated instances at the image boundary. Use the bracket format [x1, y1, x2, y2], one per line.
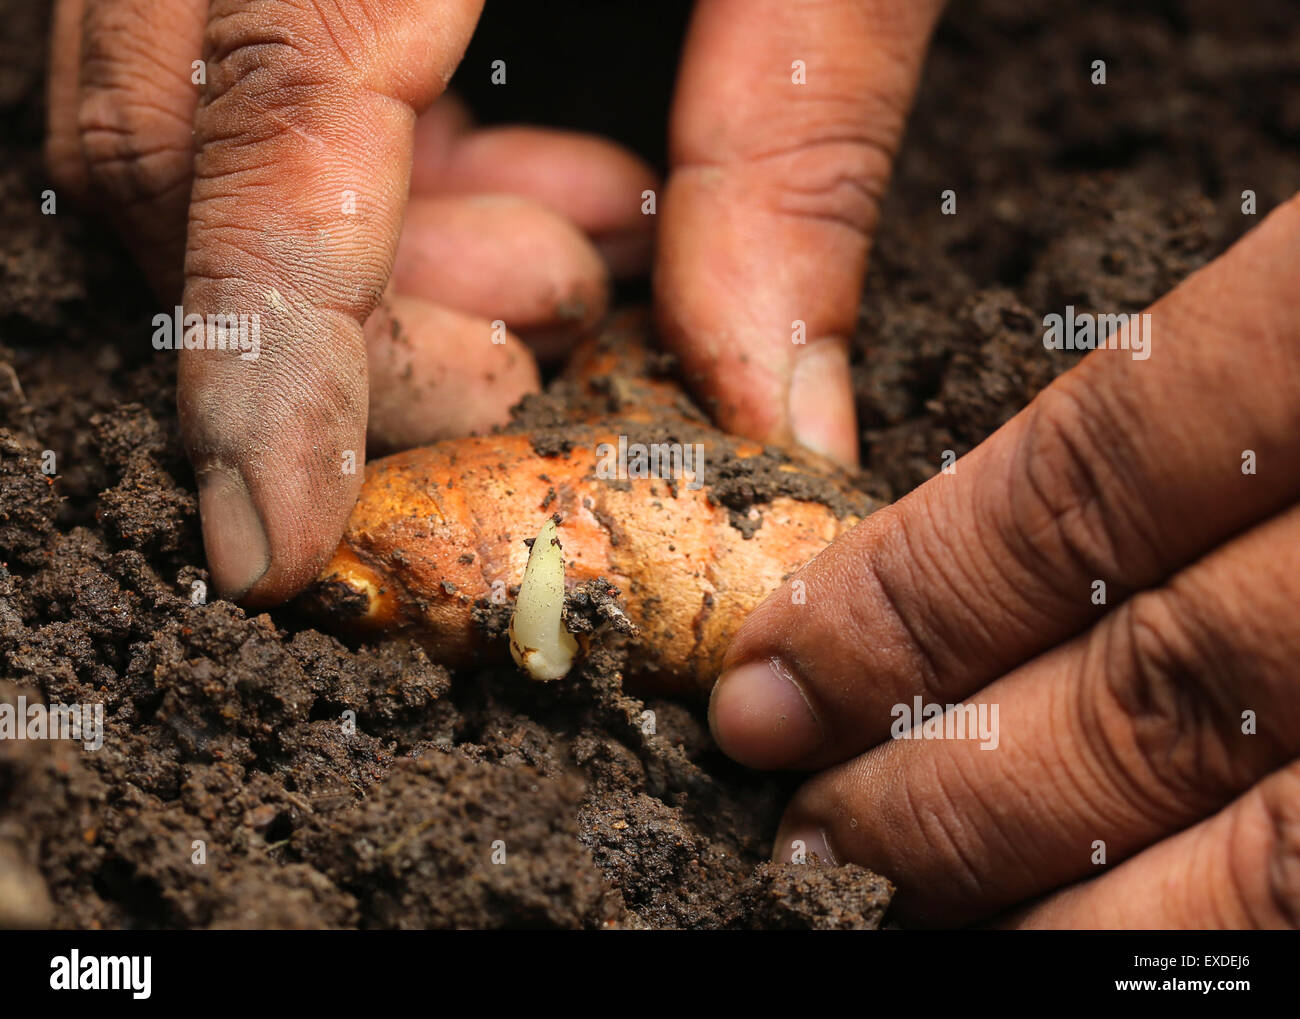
[2, 0, 1299, 929]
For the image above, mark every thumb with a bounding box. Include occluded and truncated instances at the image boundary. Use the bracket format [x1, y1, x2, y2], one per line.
[179, 0, 482, 605]
[656, 0, 944, 467]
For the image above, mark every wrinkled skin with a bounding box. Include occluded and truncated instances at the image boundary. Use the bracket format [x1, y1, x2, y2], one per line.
[712, 183, 1300, 928]
[49, 0, 1300, 929]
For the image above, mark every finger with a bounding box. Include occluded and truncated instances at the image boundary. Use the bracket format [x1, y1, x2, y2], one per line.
[656, 0, 945, 466]
[711, 193, 1300, 770]
[45, 0, 89, 202]
[1005, 758, 1300, 929]
[774, 499, 1300, 925]
[414, 125, 659, 278]
[390, 194, 610, 358]
[73, 0, 208, 297]
[180, 0, 483, 605]
[365, 295, 539, 455]
[410, 92, 475, 173]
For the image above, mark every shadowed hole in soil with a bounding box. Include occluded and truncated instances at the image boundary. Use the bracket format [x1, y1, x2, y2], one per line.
[92, 860, 173, 930]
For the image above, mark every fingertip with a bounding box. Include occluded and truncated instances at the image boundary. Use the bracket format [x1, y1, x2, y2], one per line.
[772, 810, 840, 867]
[236, 462, 365, 610]
[710, 657, 824, 769]
[365, 297, 541, 454]
[789, 339, 859, 469]
[421, 125, 659, 277]
[196, 466, 270, 601]
[391, 194, 610, 358]
[181, 333, 369, 610]
[195, 452, 363, 610]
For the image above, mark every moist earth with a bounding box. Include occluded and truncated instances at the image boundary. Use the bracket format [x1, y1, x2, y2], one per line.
[1, 0, 1298, 928]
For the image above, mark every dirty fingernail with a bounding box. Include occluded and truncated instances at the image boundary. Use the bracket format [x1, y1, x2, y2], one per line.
[789, 339, 858, 469]
[710, 657, 823, 769]
[197, 467, 270, 600]
[773, 821, 839, 866]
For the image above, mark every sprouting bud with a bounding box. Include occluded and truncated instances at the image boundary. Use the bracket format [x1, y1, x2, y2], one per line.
[508, 518, 578, 680]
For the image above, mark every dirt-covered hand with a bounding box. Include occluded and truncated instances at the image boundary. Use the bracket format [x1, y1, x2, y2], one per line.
[44, 0, 656, 605]
[710, 195, 1300, 928]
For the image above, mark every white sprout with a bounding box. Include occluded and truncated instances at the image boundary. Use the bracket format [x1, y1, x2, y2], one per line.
[507, 518, 578, 681]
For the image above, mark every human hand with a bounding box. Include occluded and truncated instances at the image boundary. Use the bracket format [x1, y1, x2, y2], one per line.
[710, 195, 1300, 928]
[45, 0, 656, 604]
[46, 0, 950, 608]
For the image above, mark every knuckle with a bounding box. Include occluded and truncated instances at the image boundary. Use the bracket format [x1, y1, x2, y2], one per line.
[675, 115, 897, 242]
[76, 85, 192, 209]
[750, 75, 912, 237]
[202, 1, 455, 111]
[754, 137, 891, 238]
[831, 513, 952, 703]
[201, 1, 379, 113]
[674, 59, 910, 240]
[196, 15, 345, 156]
[1100, 588, 1243, 806]
[75, 1, 198, 209]
[898, 762, 998, 912]
[1004, 380, 1159, 598]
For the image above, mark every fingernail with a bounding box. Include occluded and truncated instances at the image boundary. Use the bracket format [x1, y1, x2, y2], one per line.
[789, 339, 858, 468]
[197, 467, 270, 600]
[709, 657, 823, 769]
[773, 822, 838, 867]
